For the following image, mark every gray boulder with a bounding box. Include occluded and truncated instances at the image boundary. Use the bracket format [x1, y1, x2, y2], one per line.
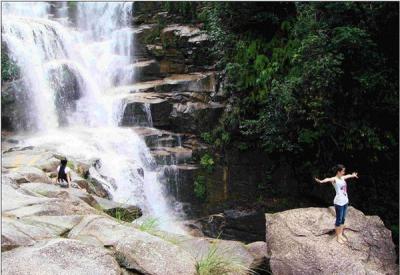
[68, 216, 197, 275]
[2, 238, 121, 275]
[266, 207, 399, 275]
[2, 183, 98, 218]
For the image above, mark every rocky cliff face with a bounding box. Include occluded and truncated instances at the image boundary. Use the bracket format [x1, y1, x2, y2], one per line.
[123, 3, 300, 225]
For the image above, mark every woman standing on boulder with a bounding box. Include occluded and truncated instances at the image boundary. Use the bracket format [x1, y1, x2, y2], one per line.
[315, 164, 358, 243]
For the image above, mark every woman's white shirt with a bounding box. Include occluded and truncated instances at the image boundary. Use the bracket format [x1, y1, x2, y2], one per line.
[57, 166, 71, 174]
[332, 177, 348, 206]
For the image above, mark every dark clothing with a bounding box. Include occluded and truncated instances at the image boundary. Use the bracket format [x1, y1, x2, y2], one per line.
[57, 165, 68, 183]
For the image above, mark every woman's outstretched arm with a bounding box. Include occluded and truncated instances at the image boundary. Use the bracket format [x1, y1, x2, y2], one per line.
[342, 172, 358, 180]
[314, 177, 335, 184]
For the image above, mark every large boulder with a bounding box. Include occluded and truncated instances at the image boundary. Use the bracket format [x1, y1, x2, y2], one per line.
[2, 215, 82, 251]
[3, 166, 52, 184]
[266, 207, 399, 275]
[2, 183, 56, 213]
[2, 146, 60, 173]
[2, 183, 98, 218]
[68, 216, 197, 275]
[2, 238, 121, 275]
[19, 182, 98, 207]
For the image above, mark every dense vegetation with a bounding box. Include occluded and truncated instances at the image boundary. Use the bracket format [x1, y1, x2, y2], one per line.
[1, 44, 20, 82]
[161, 2, 399, 246]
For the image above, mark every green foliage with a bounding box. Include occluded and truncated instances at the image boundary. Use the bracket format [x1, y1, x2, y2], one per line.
[66, 161, 75, 170]
[105, 208, 141, 223]
[1, 47, 20, 82]
[143, 17, 166, 45]
[201, 132, 213, 144]
[200, 154, 214, 173]
[202, 2, 398, 168]
[196, 240, 255, 275]
[67, 2, 77, 9]
[161, 2, 199, 21]
[236, 142, 249, 151]
[200, 2, 398, 239]
[138, 217, 159, 234]
[194, 175, 206, 200]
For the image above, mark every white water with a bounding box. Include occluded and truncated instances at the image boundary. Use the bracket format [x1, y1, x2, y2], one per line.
[2, 2, 186, 234]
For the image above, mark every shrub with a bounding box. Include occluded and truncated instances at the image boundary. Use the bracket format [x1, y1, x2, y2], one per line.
[200, 154, 214, 173]
[194, 175, 206, 200]
[196, 240, 255, 275]
[138, 217, 159, 234]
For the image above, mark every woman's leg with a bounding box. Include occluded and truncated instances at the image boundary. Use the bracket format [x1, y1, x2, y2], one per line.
[334, 204, 345, 243]
[339, 204, 348, 241]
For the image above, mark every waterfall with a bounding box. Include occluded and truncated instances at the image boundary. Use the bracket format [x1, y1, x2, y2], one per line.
[2, 2, 186, 234]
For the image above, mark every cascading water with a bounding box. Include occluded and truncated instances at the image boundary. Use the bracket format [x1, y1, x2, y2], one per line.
[2, 2, 186, 234]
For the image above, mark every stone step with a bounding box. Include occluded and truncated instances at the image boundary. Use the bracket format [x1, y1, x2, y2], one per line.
[113, 60, 162, 84]
[131, 127, 208, 165]
[133, 22, 213, 74]
[150, 146, 193, 165]
[132, 127, 183, 147]
[109, 72, 216, 94]
[132, 59, 162, 81]
[119, 91, 224, 134]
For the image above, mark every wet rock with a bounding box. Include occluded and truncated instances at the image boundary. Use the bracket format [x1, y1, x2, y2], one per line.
[2, 147, 60, 173]
[86, 167, 112, 199]
[47, 62, 82, 126]
[111, 72, 215, 94]
[170, 101, 224, 134]
[133, 59, 161, 81]
[133, 127, 182, 148]
[2, 238, 121, 275]
[1, 80, 30, 131]
[121, 95, 172, 128]
[194, 209, 266, 244]
[266, 207, 399, 275]
[162, 164, 200, 204]
[151, 146, 193, 165]
[92, 195, 142, 222]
